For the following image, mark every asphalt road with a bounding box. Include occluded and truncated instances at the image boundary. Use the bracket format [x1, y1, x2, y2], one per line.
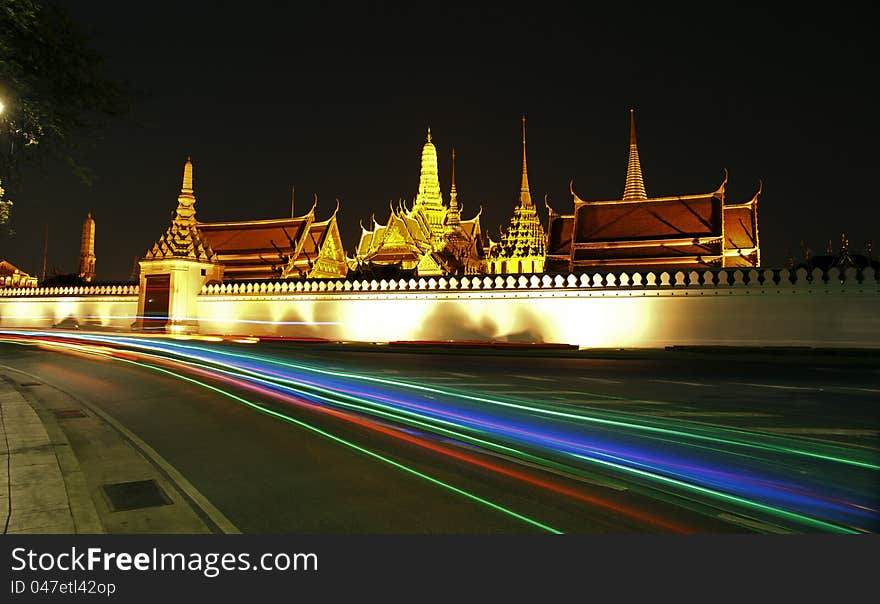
[1, 336, 877, 534]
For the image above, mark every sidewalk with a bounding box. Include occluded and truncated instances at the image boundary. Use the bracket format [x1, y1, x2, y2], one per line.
[0, 375, 103, 534]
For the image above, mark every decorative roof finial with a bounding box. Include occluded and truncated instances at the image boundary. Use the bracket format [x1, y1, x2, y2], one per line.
[181, 156, 194, 195]
[519, 115, 532, 207]
[450, 147, 457, 202]
[443, 147, 461, 235]
[426, 127, 432, 143]
[623, 108, 647, 200]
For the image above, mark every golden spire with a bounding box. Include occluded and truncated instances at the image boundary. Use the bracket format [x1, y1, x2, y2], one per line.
[623, 108, 647, 200]
[182, 156, 193, 194]
[144, 157, 214, 262]
[450, 148, 457, 206]
[175, 156, 197, 224]
[519, 115, 532, 207]
[444, 148, 461, 234]
[416, 127, 442, 207]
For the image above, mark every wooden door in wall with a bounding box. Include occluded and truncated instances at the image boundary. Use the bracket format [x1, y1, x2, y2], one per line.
[143, 274, 170, 331]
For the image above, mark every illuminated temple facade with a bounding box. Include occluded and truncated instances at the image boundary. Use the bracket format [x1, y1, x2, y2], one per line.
[0, 260, 38, 288]
[487, 117, 546, 274]
[354, 129, 485, 276]
[143, 158, 347, 281]
[546, 110, 761, 272]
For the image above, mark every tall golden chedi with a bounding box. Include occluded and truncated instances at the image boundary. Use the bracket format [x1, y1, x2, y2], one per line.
[546, 109, 761, 271]
[355, 128, 484, 276]
[78, 212, 96, 282]
[487, 116, 546, 274]
[411, 128, 447, 248]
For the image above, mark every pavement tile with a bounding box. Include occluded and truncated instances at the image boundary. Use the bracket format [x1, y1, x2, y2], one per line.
[8, 448, 56, 467]
[10, 460, 63, 487]
[8, 507, 74, 533]
[11, 482, 70, 513]
[6, 435, 51, 451]
[8, 521, 77, 535]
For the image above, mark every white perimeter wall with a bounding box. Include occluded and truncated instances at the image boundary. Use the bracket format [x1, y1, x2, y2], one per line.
[1, 271, 878, 348]
[195, 283, 880, 348]
[0, 294, 138, 330]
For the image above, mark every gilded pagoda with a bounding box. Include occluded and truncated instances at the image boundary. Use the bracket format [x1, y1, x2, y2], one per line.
[546, 109, 761, 272]
[78, 212, 96, 282]
[354, 129, 484, 276]
[487, 117, 546, 274]
[144, 158, 348, 281]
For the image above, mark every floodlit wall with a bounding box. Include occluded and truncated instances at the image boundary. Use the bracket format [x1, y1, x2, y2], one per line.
[1, 269, 878, 348]
[196, 267, 880, 348]
[0, 285, 139, 330]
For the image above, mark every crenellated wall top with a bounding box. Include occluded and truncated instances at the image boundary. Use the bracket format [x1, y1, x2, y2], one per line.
[0, 284, 139, 298]
[198, 267, 879, 296]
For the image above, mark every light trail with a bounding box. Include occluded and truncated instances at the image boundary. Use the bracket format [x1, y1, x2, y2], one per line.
[1, 329, 877, 533]
[0, 338, 562, 534]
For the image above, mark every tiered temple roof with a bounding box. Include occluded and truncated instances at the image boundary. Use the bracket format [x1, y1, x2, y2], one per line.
[145, 158, 216, 262]
[487, 117, 546, 274]
[0, 260, 38, 288]
[546, 111, 761, 272]
[354, 129, 484, 276]
[145, 159, 347, 280]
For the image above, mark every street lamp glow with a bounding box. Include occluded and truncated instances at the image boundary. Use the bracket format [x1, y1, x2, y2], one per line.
[0, 99, 5, 115]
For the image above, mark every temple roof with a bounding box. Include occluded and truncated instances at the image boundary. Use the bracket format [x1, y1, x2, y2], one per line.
[0, 259, 34, 277]
[573, 192, 722, 242]
[199, 216, 311, 257]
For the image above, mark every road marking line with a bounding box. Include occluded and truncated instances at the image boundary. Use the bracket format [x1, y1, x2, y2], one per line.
[445, 372, 476, 378]
[645, 411, 775, 418]
[717, 513, 790, 534]
[834, 386, 880, 394]
[650, 379, 709, 387]
[518, 376, 554, 382]
[729, 382, 819, 391]
[579, 377, 623, 384]
[567, 400, 669, 406]
[748, 428, 879, 437]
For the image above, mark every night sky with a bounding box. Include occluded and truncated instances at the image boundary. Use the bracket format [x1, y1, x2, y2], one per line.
[1, 2, 875, 281]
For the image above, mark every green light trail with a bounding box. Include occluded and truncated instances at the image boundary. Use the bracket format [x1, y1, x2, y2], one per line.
[111, 345, 860, 534]
[568, 452, 858, 534]
[159, 341, 880, 472]
[103, 351, 564, 535]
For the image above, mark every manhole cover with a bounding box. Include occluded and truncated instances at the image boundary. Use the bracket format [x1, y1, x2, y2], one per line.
[52, 409, 87, 419]
[101, 479, 172, 511]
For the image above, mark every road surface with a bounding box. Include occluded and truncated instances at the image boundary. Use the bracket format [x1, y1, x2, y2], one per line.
[1, 331, 876, 534]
